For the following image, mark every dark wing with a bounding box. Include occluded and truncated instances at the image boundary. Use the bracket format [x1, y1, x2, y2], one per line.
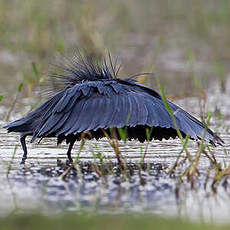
[4, 90, 65, 133]
[31, 79, 222, 144]
[123, 79, 223, 144]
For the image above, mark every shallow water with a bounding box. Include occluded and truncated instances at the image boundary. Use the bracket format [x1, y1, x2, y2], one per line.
[0, 81, 230, 223]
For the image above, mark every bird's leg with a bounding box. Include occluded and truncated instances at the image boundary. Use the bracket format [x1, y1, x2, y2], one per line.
[66, 140, 75, 163]
[20, 133, 28, 164]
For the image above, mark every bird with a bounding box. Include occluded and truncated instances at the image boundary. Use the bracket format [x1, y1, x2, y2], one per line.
[4, 52, 223, 164]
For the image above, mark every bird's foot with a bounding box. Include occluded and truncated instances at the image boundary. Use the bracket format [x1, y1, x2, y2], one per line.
[66, 157, 73, 165]
[20, 159, 26, 164]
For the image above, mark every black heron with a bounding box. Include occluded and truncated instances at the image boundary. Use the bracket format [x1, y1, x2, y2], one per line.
[4, 53, 223, 163]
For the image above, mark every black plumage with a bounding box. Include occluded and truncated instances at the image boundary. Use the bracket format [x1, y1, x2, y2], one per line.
[4, 53, 223, 163]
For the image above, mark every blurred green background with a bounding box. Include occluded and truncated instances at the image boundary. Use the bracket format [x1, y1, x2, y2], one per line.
[0, 0, 229, 99]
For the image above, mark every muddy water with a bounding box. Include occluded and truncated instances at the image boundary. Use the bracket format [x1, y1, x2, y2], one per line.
[0, 81, 230, 223]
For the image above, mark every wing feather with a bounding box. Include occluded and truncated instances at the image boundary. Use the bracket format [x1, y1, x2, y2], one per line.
[52, 87, 80, 113]
[169, 102, 212, 140]
[5, 90, 65, 133]
[68, 97, 98, 134]
[132, 93, 148, 125]
[31, 80, 221, 144]
[87, 94, 115, 130]
[37, 113, 65, 137]
[141, 94, 172, 128]
[93, 93, 119, 130]
[128, 94, 138, 126]
[56, 98, 87, 136]
[84, 96, 105, 130]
